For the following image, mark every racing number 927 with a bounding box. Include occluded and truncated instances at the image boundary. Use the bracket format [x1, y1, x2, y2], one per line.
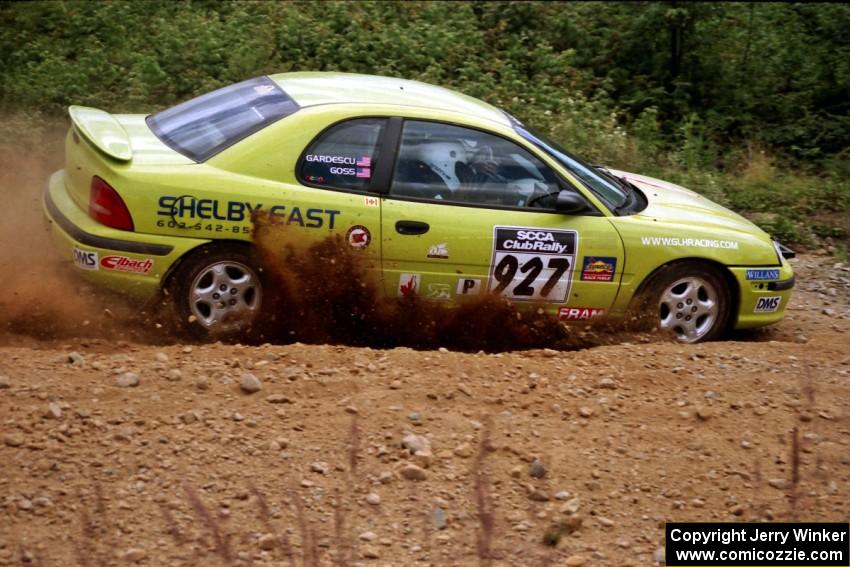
[488, 227, 578, 302]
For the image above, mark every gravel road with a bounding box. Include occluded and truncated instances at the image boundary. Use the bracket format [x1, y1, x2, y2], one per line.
[1, 254, 848, 566]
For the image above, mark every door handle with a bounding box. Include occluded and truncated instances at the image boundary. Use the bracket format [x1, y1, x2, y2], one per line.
[395, 220, 430, 235]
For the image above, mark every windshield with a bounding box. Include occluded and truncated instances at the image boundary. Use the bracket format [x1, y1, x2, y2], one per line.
[510, 118, 628, 209]
[147, 76, 299, 162]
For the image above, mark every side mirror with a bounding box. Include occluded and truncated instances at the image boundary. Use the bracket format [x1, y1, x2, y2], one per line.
[555, 191, 588, 214]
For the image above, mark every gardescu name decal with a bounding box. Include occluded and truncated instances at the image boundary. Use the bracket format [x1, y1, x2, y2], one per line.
[157, 196, 340, 228]
[641, 236, 739, 250]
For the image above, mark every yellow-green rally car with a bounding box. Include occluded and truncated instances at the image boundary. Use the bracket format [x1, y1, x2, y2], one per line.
[43, 72, 795, 342]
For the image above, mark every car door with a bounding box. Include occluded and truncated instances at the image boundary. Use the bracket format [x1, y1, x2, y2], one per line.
[286, 116, 387, 268]
[380, 119, 624, 320]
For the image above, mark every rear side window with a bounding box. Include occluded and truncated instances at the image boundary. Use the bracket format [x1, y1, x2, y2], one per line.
[147, 76, 299, 162]
[298, 118, 385, 193]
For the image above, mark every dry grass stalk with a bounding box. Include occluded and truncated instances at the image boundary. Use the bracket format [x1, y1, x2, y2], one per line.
[473, 417, 495, 566]
[348, 414, 360, 479]
[333, 491, 351, 567]
[249, 482, 294, 564]
[157, 500, 185, 546]
[183, 483, 234, 565]
[291, 488, 319, 567]
[789, 426, 801, 520]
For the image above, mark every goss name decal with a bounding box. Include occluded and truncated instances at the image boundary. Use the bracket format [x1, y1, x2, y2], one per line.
[580, 256, 616, 282]
[754, 296, 781, 313]
[73, 247, 98, 270]
[100, 255, 153, 274]
[489, 227, 577, 302]
[746, 269, 780, 281]
[157, 196, 340, 230]
[558, 307, 605, 321]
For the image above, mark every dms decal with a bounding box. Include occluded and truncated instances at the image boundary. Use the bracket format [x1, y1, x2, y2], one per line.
[398, 273, 420, 297]
[754, 296, 781, 313]
[427, 243, 449, 259]
[346, 225, 371, 249]
[426, 283, 451, 300]
[157, 196, 340, 229]
[746, 269, 780, 281]
[73, 247, 98, 270]
[100, 255, 153, 274]
[558, 307, 605, 321]
[580, 256, 616, 282]
[456, 278, 482, 295]
[488, 226, 577, 302]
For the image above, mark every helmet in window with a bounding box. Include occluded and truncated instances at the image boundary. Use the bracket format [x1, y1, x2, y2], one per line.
[412, 141, 468, 191]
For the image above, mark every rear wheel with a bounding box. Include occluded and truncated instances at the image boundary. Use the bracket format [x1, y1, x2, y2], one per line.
[170, 245, 264, 338]
[641, 263, 731, 343]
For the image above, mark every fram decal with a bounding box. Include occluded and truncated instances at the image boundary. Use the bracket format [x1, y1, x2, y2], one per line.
[157, 196, 340, 228]
[346, 225, 371, 249]
[754, 296, 781, 313]
[398, 273, 420, 297]
[746, 269, 780, 281]
[580, 256, 616, 282]
[558, 307, 605, 321]
[73, 247, 98, 270]
[426, 283, 451, 300]
[101, 255, 153, 274]
[456, 278, 482, 295]
[427, 243, 449, 259]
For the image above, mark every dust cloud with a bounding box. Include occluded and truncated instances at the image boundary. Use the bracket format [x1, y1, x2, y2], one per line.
[251, 215, 661, 351]
[0, 117, 144, 344]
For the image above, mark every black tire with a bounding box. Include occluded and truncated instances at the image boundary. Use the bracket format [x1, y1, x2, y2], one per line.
[637, 262, 732, 343]
[168, 244, 265, 339]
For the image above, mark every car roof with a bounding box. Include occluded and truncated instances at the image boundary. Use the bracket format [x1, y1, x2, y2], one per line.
[270, 72, 510, 127]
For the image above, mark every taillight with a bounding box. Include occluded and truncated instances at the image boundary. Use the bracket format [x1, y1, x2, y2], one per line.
[89, 176, 134, 231]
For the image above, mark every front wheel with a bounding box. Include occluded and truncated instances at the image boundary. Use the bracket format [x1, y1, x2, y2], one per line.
[640, 263, 731, 343]
[169, 245, 264, 339]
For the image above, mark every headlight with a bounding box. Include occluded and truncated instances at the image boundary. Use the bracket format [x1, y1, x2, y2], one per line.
[772, 240, 795, 262]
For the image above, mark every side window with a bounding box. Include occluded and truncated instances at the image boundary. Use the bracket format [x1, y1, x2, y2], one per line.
[390, 120, 561, 208]
[298, 118, 385, 193]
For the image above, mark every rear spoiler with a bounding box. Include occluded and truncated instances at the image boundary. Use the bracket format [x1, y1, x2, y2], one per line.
[68, 105, 132, 162]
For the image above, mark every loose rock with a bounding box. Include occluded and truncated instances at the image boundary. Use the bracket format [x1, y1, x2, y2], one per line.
[240, 373, 262, 393]
[116, 372, 139, 388]
[399, 464, 428, 481]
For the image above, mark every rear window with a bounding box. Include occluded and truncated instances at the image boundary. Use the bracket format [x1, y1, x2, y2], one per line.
[147, 76, 299, 162]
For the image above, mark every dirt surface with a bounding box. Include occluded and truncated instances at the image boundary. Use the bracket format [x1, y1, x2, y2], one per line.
[0, 254, 848, 567]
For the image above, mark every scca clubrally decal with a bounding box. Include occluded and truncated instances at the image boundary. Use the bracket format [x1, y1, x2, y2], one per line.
[488, 226, 578, 302]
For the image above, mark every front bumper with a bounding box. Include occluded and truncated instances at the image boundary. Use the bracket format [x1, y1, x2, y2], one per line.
[42, 170, 209, 302]
[729, 263, 795, 329]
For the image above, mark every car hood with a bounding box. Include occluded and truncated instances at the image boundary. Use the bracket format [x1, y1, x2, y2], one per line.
[609, 169, 768, 239]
